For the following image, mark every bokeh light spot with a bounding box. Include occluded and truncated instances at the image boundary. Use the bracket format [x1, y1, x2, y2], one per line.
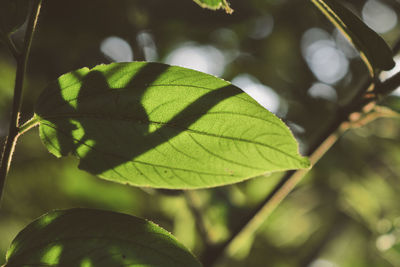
[232, 74, 280, 114]
[165, 43, 226, 77]
[301, 28, 349, 84]
[100, 36, 133, 62]
[308, 82, 337, 102]
[362, 0, 397, 33]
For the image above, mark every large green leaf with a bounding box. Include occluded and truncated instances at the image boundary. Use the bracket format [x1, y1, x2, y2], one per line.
[311, 0, 394, 76]
[4, 208, 201, 267]
[192, 0, 233, 13]
[34, 62, 309, 189]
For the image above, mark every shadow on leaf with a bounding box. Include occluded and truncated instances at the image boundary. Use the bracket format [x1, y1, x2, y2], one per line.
[35, 62, 242, 187]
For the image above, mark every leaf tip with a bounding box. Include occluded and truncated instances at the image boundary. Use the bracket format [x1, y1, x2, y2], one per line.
[192, 0, 233, 14]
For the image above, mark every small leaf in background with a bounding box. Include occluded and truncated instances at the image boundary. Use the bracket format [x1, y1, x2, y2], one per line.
[310, 0, 395, 76]
[4, 208, 202, 267]
[192, 0, 233, 14]
[35, 62, 309, 189]
[0, 0, 29, 36]
[378, 95, 400, 115]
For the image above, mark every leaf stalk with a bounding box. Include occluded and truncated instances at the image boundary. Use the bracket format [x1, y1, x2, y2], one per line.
[0, 0, 42, 206]
[18, 116, 40, 136]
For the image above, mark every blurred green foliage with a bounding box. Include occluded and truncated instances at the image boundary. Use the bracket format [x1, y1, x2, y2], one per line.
[1, 0, 400, 266]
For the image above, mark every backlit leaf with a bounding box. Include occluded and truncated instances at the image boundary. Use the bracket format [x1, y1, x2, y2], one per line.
[35, 62, 309, 189]
[4, 208, 201, 267]
[192, 0, 233, 13]
[311, 0, 394, 76]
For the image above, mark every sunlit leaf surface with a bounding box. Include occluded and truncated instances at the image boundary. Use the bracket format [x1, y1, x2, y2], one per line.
[4, 209, 202, 267]
[311, 0, 395, 76]
[35, 62, 309, 189]
[192, 0, 233, 13]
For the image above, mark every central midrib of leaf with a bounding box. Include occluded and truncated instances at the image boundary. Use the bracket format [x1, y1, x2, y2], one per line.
[38, 112, 302, 166]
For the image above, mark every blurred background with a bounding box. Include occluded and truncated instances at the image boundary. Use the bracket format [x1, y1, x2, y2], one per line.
[1, 0, 400, 266]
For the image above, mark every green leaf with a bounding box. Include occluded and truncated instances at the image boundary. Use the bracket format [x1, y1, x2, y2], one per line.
[311, 0, 395, 76]
[4, 208, 202, 267]
[0, 0, 29, 36]
[379, 95, 400, 114]
[35, 62, 309, 189]
[192, 0, 233, 14]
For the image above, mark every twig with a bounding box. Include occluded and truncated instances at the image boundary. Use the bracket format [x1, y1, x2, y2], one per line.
[3, 35, 20, 59]
[0, 0, 43, 205]
[298, 212, 349, 267]
[184, 191, 213, 247]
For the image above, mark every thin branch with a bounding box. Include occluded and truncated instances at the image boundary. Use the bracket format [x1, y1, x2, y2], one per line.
[3, 34, 20, 59]
[299, 212, 349, 267]
[0, 0, 42, 205]
[184, 191, 213, 247]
